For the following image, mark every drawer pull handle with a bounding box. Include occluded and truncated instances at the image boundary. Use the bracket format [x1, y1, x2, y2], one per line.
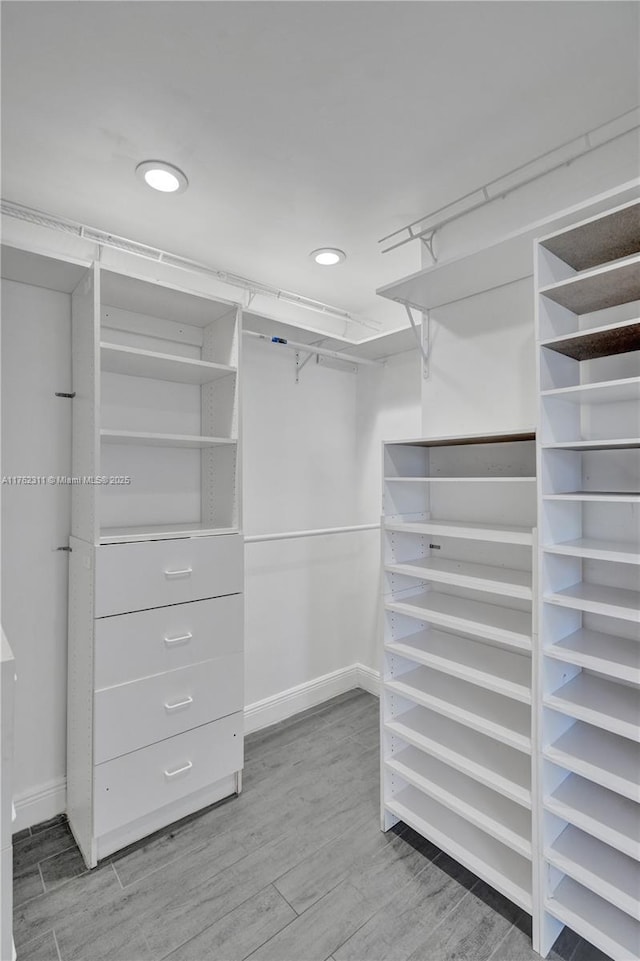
[164, 695, 194, 712]
[164, 567, 193, 579]
[164, 632, 193, 646]
[164, 761, 193, 779]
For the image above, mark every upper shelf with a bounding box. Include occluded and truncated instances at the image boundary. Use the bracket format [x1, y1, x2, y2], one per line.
[100, 430, 236, 449]
[101, 343, 235, 385]
[539, 255, 640, 315]
[539, 201, 640, 271]
[377, 185, 640, 312]
[540, 317, 640, 361]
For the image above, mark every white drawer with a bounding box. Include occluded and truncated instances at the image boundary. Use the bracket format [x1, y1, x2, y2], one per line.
[94, 594, 243, 689]
[94, 654, 243, 763]
[94, 712, 243, 836]
[94, 533, 243, 617]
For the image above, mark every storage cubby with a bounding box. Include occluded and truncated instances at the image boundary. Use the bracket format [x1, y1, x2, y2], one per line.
[381, 431, 537, 922]
[536, 199, 640, 960]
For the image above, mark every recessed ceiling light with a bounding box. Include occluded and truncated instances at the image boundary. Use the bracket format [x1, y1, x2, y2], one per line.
[136, 160, 188, 194]
[310, 247, 346, 266]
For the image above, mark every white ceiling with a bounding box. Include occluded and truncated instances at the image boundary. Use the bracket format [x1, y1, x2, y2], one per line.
[2, 1, 638, 335]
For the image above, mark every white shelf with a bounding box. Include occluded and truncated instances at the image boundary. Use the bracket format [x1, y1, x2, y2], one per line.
[385, 476, 536, 484]
[545, 876, 640, 961]
[539, 254, 640, 315]
[542, 437, 640, 451]
[386, 629, 531, 703]
[99, 523, 238, 545]
[385, 666, 531, 753]
[385, 557, 532, 599]
[545, 672, 640, 742]
[385, 748, 531, 858]
[541, 376, 640, 406]
[385, 518, 533, 546]
[545, 721, 640, 803]
[545, 581, 640, 622]
[546, 824, 640, 919]
[100, 429, 237, 449]
[544, 491, 640, 503]
[541, 317, 640, 362]
[385, 708, 531, 808]
[546, 628, 640, 686]
[545, 773, 640, 861]
[385, 785, 532, 912]
[386, 590, 532, 652]
[544, 537, 640, 564]
[100, 342, 236, 384]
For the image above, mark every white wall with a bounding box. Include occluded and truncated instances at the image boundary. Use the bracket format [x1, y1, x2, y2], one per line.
[421, 134, 639, 435]
[1, 280, 72, 814]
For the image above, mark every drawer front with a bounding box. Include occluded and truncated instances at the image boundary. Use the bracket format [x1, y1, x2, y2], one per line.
[94, 712, 243, 836]
[94, 533, 243, 617]
[94, 594, 243, 689]
[94, 654, 243, 763]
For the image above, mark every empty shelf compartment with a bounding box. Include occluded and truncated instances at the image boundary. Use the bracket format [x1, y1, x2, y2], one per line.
[386, 590, 532, 652]
[541, 318, 640, 361]
[544, 537, 639, 564]
[545, 875, 640, 961]
[545, 582, 640, 622]
[385, 784, 532, 912]
[545, 721, 640, 803]
[384, 518, 533, 545]
[385, 556, 532, 599]
[385, 707, 531, 808]
[385, 746, 531, 858]
[545, 772, 640, 860]
[100, 342, 235, 384]
[545, 628, 640, 686]
[539, 255, 640, 314]
[545, 823, 640, 919]
[545, 672, 640, 742]
[386, 628, 531, 703]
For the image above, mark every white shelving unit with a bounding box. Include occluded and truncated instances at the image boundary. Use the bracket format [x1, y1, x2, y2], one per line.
[536, 198, 640, 960]
[0, 251, 249, 870]
[381, 432, 537, 917]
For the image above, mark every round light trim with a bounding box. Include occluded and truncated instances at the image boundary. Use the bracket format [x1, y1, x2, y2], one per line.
[136, 160, 188, 194]
[310, 247, 346, 266]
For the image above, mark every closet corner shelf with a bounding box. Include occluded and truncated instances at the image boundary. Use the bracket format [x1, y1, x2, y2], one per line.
[100, 430, 237, 449]
[543, 537, 640, 565]
[540, 377, 640, 405]
[544, 582, 640, 623]
[543, 722, 640, 803]
[100, 343, 236, 384]
[385, 557, 532, 600]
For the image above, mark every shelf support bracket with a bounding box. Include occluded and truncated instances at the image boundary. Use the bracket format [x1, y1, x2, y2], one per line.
[295, 350, 314, 384]
[404, 305, 430, 379]
[420, 231, 438, 264]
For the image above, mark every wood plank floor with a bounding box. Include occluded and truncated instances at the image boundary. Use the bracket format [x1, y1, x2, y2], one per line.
[13, 690, 610, 961]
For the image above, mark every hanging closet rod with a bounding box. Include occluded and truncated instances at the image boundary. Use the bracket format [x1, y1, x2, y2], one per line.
[0, 198, 380, 333]
[243, 329, 383, 366]
[379, 107, 640, 254]
[245, 524, 379, 544]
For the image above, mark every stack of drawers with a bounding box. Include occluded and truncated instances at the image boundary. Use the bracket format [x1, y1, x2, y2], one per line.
[68, 533, 244, 867]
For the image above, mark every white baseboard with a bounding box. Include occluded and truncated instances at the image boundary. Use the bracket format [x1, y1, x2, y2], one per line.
[14, 663, 382, 831]
[355, 662, 381, 696]
[13, 777, 67, 833]
[244, 662, 380, 734]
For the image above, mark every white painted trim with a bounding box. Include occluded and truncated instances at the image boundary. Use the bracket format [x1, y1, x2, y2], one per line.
[356, 663, 381, 696]
[13, 777, 66, 833]
[14, 665, 382, 831]
[244, 662, 380, 734]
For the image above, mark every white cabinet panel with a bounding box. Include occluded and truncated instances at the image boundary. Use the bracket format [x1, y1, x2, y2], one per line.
[94, 533, 243, 616]
[95, 594, 243, 689]
[94, 654, 244, 763]
[94, 712, 243, 835]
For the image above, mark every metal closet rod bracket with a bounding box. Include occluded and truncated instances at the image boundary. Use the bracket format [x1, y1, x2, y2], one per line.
[404, 305, 430, 379]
